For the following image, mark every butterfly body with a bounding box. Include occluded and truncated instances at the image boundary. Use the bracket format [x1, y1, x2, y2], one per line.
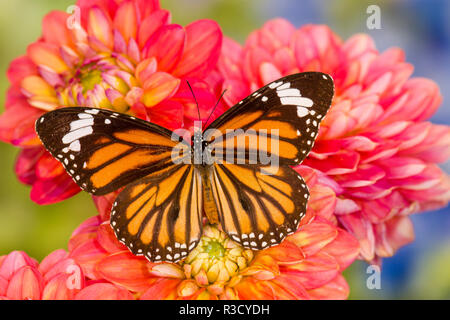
[36, 72, 334, 263]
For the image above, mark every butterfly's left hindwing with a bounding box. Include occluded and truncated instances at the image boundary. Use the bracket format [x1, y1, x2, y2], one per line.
[35, 107, 188, 195]
[111, 164, 203, 262]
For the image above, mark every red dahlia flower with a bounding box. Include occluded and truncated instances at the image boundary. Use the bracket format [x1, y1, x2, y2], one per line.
[0, 0, 222, 204]
[67, 167, 359, 300]
[215, 19, 450, 262]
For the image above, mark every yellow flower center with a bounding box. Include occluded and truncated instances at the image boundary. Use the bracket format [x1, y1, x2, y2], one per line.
[203, 239, 225, 259]
[80, 68, 102, 93]
[183, 225, 254, 286]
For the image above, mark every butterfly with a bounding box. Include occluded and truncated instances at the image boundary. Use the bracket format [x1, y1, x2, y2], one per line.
[35, 72, 334, 263]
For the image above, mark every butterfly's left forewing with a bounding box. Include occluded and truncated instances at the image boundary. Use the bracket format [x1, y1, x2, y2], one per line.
[35, 107, 189, 195]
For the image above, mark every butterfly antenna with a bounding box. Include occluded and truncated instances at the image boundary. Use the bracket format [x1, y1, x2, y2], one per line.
[186, 81, 201, 123]
[203, 89, 227, 130]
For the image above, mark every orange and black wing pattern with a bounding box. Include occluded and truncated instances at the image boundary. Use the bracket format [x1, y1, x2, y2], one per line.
[35, 107, 188, 195]
[205, 72, 334, 165]
[110, 164, 203, 262]
[209, 163, 308, 250]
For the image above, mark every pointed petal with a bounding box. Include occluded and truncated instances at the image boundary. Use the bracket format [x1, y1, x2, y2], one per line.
[113, 1, 137, 43]
[138, 9, 171, 48]
[141, 71, 180, 107]
[6, 266, 43, 300]
[42, 11, 72, 47]
[27, 42, 69, 73]
[173, 19, 222, 78]
[140, 278, 181, 300]
[96, 251, 155, 292]
[143, 24, 185, 72]
[75, 283, 134, 300]
[30, 173, 81, 205]
[307, 274, 349, 300]
[87, 6, 114, 49]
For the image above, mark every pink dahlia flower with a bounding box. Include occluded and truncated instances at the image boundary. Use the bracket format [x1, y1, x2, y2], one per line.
[0, 0, 222, 204]
[215, 19, 450, 262]
[67, 168, 359, 300]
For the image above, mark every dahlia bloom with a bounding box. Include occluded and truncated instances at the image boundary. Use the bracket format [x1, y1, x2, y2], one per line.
[67, 167, 359, 300]
[0, 0, 222, 204]
[215, 19, 450, 262]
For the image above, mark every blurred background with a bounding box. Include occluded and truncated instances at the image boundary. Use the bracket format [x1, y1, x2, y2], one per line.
[0, 0, 448, 299]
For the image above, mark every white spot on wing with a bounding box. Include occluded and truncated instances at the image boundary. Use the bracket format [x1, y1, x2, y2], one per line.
[70, 119, 94, 131]
[269, 81, 283, 89]
[296, 106, 309, 117]
[69, 140, 81, 152]
[85, 109, 100, 115]
[62, 127, 93, 144]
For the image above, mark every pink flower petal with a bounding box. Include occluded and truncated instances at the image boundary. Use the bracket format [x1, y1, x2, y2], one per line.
[30, 173, 81, 205]
[6, 266, 43, 300]
[0, 251, 38, 280]
[307, 274, 349, 300]
[173, 19, 222, 78]
[42, 11, 72, 47]
[143, 24, 185, 72]
[87, 6, 114, 50]
[138, 9, 171, 48]
[74, 283, 134, 300]
[96, 251, 155, 292]
[113, 1, 137, 43]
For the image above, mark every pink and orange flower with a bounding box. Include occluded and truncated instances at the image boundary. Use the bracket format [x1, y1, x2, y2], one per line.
[0, 0, 222, 204]
[215, 19, 450, 263]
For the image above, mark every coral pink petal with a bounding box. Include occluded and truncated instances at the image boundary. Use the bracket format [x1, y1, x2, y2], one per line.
[30, 173, 81, 205]
[96, 251, 155, 292]
[0, 102, 42, 146]
[173, 19, 222, 78]
[42, 11, 72, 47]
[140, 278, 181, 300]
[374, 216, 415, 257]
[38, 249, 69, 277]
[96, 223, 127, 253]
[113, 1, 137, 43]
[338, 213, 375, 261]
[281, 252, 339, 290]
[305, 150, 360, 175]
[138, 9, 171, 48]
[143, 24, 185, 72]
[141, 71, 180, 107]
[75, 283, 134, 300]
[87, 6, 114, 50]
[6, 266, 43, 300]
[27, 42, 69, 73]
[42, 273, 82, 300]
[7, 56, 38, 84]
[307, 274, 349, 300]
[322, 228, 360, 269]
[289, 220, 338, 257]
[69, 238, 108, 280]
[14, 147, 44, 185]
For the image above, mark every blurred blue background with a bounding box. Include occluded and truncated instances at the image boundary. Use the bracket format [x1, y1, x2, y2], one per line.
[0, 0, 448, 299]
